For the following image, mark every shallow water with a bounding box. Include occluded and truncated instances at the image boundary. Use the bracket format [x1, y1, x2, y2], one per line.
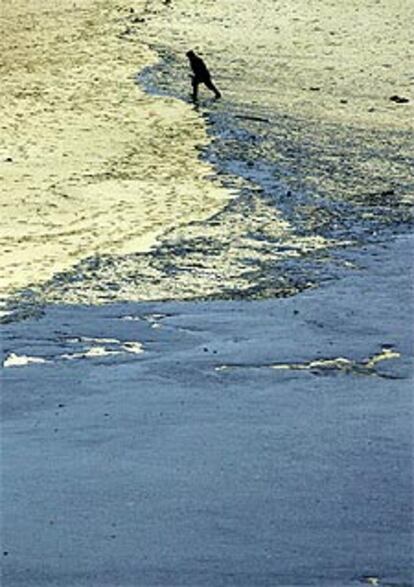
[2, 235, 414, 586]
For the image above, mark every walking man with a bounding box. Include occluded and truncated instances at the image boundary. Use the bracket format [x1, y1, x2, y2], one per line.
[186, 50, 221, 102]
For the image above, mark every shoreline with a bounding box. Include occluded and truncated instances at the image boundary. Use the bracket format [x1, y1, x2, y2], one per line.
[0, 0, 414, 587]
[1, 3, 413, 584]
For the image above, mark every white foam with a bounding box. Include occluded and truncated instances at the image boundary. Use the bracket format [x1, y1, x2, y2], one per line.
[4, 338, 145, 367]
[121, 342, 144, 354]
[61, 346, 121, 360]
[120, 315, 142, 321]
[61, 341, 143, 360]
[3, 353, 48, 368]
[148, 314, 167, 320]
[0, 309, 13, 320]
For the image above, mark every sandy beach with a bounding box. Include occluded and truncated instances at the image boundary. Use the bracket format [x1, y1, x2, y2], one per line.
[142, 0, 413, 127]
[1, 1, 413, 585]
[1, 0, 413, 308]
[0, 0, 232, 305]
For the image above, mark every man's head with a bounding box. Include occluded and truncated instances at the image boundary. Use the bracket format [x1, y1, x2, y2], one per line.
[186, 50, 196, 59]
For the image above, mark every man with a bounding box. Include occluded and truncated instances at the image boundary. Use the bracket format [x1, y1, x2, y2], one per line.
[186, 50, 221, 101]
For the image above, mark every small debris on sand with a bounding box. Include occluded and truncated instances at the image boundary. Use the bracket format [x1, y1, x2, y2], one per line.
[234, 114, 270, 123]
[389, 95, 409, 104]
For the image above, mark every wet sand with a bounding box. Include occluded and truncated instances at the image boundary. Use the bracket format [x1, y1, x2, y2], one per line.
[2, 234, 413, 587]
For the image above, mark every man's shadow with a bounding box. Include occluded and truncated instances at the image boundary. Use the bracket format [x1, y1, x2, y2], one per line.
[191, 95, 221, 111]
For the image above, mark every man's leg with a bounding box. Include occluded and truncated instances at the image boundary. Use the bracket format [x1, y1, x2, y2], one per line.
[205, 78, 221, 99]
[191, 76, 199, 101]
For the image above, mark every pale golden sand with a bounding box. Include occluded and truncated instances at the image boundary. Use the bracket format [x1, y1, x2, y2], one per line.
[0, 0, 232, 303]
[142, 0, 413, 129]
[1, 0, 412, 307]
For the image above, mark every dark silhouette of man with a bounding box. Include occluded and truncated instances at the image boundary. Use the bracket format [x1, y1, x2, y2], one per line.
[186, 50, 221, 101]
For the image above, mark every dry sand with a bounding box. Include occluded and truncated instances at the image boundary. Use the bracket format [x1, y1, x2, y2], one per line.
[0, 0, 232, 305]
[142, 0, 413, 128]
